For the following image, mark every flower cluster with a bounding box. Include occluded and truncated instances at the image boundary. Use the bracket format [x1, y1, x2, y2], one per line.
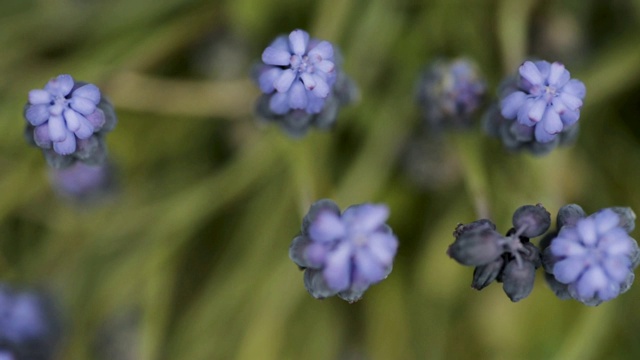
[484, 60, 585, 155]
[447, 204, 551, 302]
[541, 205, 639, 306]
[0, 285, 61, 360]
[448, 203, 639, 305]
[253, 29, 357, 137]
[24, 74, 117, 169]
[415, 58, 486, 130]
[289, 199, 399, 302]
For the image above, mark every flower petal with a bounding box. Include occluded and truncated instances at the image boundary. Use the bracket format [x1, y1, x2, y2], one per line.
[70, 96, 97, 115]
[28, 89, 52, 105]
[53, 129, 77, 155]
[547, 62, 567, 86]
[542, 108, 563, 134]
[308, 41, 334, 61]
[288, 81, 308, 110]
[323, 242, 352, 291]
[519, 61, 544, 86]
[261, 47, 291, 66]
[258, 67, 283, 93]
[558, 92, 583, 111]
[528, 98, 547, 122]
[269, 92, 289, 114]
[274, 69, 296, 93]
[310, 75, 330, 98]
[562, 79, 586, 98]
[72, 84, 100, 103]
[308, 211, 346, 243]
[45, 74, 74, 96]
[48, 115, 67, 142]
[25, 104, 50, 126]
[553, 257, 586, 284]
[300, 72, 316, 90]
[63, 109, 82, 132]
[289, 29, 309, 56]
[500, 91, 526, 119]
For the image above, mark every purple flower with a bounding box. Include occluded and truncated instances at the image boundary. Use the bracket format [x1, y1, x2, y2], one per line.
[500, 60, 586, 143]
[289, 200, 398, 303]
[544, 208, 639, 306]
[0, 285, 61, 359]
[257, 29, 337, 115]
[416, 58, 486, 129]
[24, 74, 108, 156]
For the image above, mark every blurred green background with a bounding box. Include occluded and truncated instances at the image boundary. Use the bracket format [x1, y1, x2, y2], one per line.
[1, 0, 640, 359]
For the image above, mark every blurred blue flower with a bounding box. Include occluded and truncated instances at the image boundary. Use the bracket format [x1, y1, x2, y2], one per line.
[253, 30, 357, 137]
[0, 285, 61, 360]
[50, 161, 117, 204]
[500, 60, 585, 143]
[289, 199, 398, 303]
[416, 58, 486, 129]
[544, 208, 639, 306]
[24, 75, 117, 168]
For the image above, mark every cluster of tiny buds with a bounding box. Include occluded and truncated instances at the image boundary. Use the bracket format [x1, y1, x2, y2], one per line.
[448, 203, 639, 305]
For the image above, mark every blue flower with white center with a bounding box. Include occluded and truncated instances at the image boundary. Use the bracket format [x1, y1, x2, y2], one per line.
[289, 199, 398, 303]
[500, 60, 586, 143]
[258, 29, 337, 115]
[547, 209, 639, 305]
[24, 74, 107, 156]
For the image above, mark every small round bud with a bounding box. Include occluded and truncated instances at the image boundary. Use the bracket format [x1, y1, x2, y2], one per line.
[453, 219, 496, 239]
[501, 259, 536, 302]
[471, 256, 504, 290]
[512, 204, 551, 238]
[556, 204, 586, 229]
[447, 227, 504, 266]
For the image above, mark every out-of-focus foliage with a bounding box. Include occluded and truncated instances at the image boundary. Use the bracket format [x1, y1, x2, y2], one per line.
[1, 0, 640, 359]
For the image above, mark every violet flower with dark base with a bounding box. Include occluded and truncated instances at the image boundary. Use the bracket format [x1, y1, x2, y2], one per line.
[485, 60, 585, 155]
[253, 29, 357, 137]
[289, 199, 398, 303]
[416, 58, 486, 130]
[542, 205, 639, 306]
[0, 285, 61, 360]
[448, 204, 551, 302]
[24, 74, 117, 168]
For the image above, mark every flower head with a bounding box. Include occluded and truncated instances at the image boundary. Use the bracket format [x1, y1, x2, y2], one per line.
[0, 285, 61, 360]
[24, 74, 117, 167]
[416, 58, 486, 129]
[253, 30, 357, 137]
[543, 206, 639, 306]
[499, 60, 586, 143]
[448, 204, 550, 302]
[289, 199, 398, 302]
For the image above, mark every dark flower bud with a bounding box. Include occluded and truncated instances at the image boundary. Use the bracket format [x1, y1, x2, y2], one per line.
[512, 204, 551, 238]
[447, 227, 504, 266]
[452, 219, 496, 239]
[602, 207, 636, 233]
[556, 204, 586, 229]
[543, 272, 571, 300]
[471, 256, 504, 290]
[520, 242, 542, 268]
[501, 259, 536, 302]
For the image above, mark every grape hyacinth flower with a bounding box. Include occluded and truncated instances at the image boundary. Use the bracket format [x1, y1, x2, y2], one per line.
[253, 29, 357, 137]
[447, 204, 551, 302]
[541, 205, 639, 306]
[0, 284, 61, 360]
[24, 74, 117, 168]
[499, 60, 586, 144]
[289, 199, 399, 302]
[415, 58, 486, 130]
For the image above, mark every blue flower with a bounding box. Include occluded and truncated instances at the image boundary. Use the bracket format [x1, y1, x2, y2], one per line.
[416, 58, 486, 129]
[500, 60, 586, 143]
[544, 208, 639, 306]
[24, 75, 117, 168]
[0, 285, 61, 359]
[289, 199, 398, 303]
[258, 29, 337, 115]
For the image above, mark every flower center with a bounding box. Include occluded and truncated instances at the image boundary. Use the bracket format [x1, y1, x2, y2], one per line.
[291, 54, 314, 74]
[543, 85, 557, 102]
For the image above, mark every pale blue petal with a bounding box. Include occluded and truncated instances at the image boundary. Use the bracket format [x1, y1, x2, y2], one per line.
[288, 81, 308, 109]
[261, 47, 291, 66]
[553, 257, 586, 283]
[500, 91, 526, 119]
[28, 89, 51, 105]
[308, 41, 334, 61]
[269, 92, 289, 114]
[519, 61, 544, 86]
[274, 69, 296, 93]
[25, 105, 50, 126]
[288, 29, 309, 56]
[72, 84, 100, 103]
[53, 130, 76, 155]
[48, 115, 67, 142]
